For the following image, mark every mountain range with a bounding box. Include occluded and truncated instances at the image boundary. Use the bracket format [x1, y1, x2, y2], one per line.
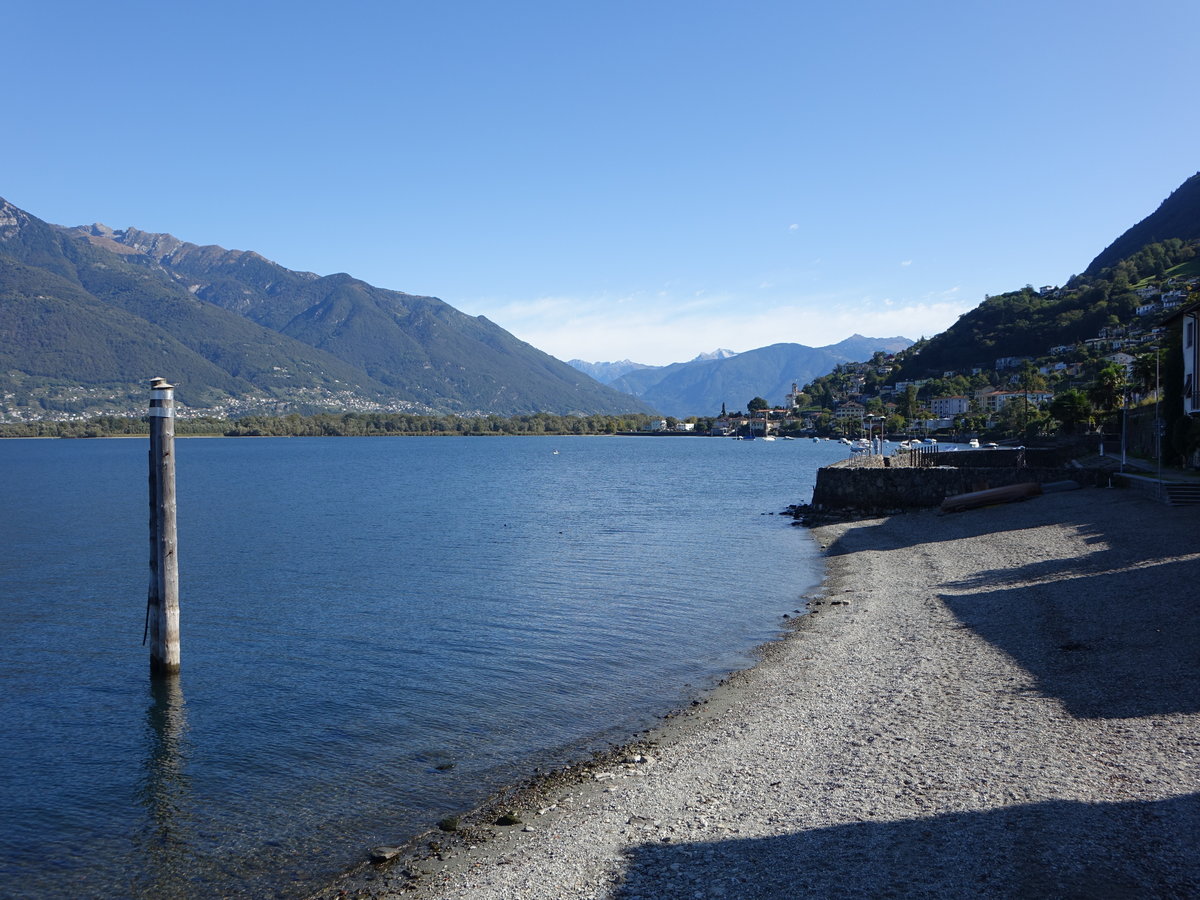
[568, 349, 739, 386]
[8, 169, 1195, 424]
[0, 199, 656, 418]
[571, 336, 913, 418]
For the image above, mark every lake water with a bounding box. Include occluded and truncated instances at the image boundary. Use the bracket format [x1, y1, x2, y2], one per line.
[0, 435, 848, 898]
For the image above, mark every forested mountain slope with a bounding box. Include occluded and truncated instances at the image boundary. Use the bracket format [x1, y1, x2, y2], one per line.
[895, 172, 1200, 379]
[0, 199, 654, 418]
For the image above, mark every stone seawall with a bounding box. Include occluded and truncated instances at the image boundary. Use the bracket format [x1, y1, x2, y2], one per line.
[811, 460, 1106, 512]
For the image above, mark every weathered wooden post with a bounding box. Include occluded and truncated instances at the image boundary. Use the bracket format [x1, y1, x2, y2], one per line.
[147, 377, 180, 676]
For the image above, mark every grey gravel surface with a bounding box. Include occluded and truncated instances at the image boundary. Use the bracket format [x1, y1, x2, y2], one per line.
[324, 488, 1199, 899]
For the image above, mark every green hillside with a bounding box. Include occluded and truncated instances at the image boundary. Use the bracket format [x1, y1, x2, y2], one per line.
[1085, 172, 1200, 275]
[0, 199, 654, 419]
[896, 239, 1196, 378]
[71, 220, 653, 415]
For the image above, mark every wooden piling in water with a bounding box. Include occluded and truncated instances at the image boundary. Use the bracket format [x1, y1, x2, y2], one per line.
[148, 377, 180, 676]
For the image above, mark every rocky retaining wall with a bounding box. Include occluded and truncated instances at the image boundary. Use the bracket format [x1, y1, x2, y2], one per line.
[811, 461, 1107, 513]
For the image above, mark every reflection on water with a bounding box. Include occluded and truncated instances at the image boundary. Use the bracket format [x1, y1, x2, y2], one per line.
[0, 436, 840, 897]
[135, 676, 194, 898]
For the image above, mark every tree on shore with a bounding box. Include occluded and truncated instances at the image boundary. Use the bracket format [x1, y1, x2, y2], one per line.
[1049, 390, 1092, 435]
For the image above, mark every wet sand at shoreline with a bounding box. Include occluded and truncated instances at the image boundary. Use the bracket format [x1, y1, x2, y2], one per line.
[321, 487, 1200, 899]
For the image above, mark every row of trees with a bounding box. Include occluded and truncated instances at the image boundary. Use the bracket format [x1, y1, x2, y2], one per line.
[0, 412, 661, 439]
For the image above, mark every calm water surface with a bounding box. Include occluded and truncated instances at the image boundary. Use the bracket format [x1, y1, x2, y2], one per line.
[0, 435, 847, 898]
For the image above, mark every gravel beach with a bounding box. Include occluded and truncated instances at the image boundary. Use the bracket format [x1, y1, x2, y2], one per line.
[325, 487, 1200, 899]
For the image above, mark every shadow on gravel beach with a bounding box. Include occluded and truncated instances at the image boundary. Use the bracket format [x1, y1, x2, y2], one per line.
[942, 549, 1200, 719]
[824, 491, 1200, 719]
[613, 792, 1200, 899]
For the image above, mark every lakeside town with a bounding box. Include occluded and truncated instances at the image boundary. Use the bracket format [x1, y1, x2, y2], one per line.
[650, 275, 1199, 466]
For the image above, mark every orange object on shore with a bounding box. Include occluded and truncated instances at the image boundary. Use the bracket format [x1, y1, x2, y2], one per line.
[940, 481, 1042, 513]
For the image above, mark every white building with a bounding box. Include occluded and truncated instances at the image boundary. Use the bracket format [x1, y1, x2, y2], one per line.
[1171, 303, 1200, 416]
[979, 390, 1054, 413]
[995, 356, 1032, 370]
[931, 396, 970, 417]
[1105, 352, 1136, 375]
[834, 400, 866, 420]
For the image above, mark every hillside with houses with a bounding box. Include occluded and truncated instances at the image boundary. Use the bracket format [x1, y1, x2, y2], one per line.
[670, 174, 1200, 470]
[648, 251, 1196, 472]
[738, 259, 1197, 449]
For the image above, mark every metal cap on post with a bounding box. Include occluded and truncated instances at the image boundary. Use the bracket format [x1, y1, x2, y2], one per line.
[148, 377, 180, 676]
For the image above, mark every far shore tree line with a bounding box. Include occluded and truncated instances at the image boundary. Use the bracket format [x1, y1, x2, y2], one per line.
[0, 412, 663, 439]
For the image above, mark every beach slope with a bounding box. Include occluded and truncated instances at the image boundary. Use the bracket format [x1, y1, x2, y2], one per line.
[330, 488, 1200, 899]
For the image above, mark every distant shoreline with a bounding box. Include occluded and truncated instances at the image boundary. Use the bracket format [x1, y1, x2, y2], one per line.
[0, 429, 731, 440]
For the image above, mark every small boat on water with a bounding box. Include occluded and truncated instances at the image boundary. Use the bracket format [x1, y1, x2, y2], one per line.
[968, 438, 980, 449]
[761, 435, 776, 441]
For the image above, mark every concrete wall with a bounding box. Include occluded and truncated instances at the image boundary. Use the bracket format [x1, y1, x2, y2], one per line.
[811, 461, 1105, 512]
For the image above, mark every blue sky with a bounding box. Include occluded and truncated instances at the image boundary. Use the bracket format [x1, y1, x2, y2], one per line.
[6, 1, 1198, 365]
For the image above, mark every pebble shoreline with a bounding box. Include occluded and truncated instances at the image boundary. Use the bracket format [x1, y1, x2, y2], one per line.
[321, 487, 1200, 899]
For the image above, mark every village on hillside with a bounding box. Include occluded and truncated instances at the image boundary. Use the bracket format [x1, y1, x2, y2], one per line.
[647, 274, 1200, 453]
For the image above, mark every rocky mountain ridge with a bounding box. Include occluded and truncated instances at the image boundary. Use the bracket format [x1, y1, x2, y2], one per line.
[0, 199, 655, 420]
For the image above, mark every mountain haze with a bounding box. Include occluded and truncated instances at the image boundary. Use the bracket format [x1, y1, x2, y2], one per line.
[0, 198, 655, 418]
[566, 358, 657, 384]
[597, 336, 912, 418]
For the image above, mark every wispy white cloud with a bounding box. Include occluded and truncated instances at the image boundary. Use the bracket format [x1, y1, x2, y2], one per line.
[900, 260, 913, 267]
[463, 288, 974, 365]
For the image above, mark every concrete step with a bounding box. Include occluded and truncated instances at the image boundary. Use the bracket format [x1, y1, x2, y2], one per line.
[1164, 482, 1200, 506]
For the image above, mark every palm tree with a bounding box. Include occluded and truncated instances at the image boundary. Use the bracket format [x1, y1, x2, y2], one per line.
[1088, 364, 1127, 414]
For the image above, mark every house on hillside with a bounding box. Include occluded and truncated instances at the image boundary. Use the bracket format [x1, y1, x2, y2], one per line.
[978, 390, 1054, 413]
[1162, 290, 1188, 311]
[1168, 302, 1200, 417]
[995, 356, 1032, 370]
[931, 396, 970, 417]
[1105, 352, 1136, 375]
[834, 400, 866, 421]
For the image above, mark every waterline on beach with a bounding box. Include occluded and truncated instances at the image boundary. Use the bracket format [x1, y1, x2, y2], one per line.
[0, 435, 844, 898]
